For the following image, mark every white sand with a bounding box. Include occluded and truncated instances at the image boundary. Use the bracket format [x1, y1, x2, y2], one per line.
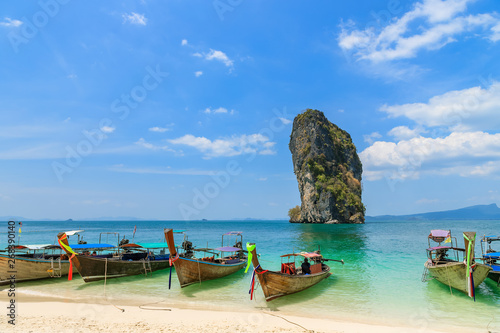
[0, 299, 473, 333]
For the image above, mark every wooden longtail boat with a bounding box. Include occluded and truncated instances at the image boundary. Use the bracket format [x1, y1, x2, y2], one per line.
[423, 230, 491, 298]
[480, 235, 500, 284]
[0, 244, 72, 285]
[246, 243, 333, 302]
[57, 232, 171, 282]
[0, 230, 89, 285]
[164, 229, 247, 288]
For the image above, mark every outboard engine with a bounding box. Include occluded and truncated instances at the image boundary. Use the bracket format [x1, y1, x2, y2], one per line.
[78, 239, 87, 244]
[234, 241, 242, 249]
[119, 237, 129, 246]
[182, 240, 194, 258]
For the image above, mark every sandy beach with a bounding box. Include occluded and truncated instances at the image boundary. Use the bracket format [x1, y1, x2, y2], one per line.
[0, 297, 473, 333]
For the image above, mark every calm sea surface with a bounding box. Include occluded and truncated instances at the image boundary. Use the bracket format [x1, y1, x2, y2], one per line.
[1, 219, 499, 331]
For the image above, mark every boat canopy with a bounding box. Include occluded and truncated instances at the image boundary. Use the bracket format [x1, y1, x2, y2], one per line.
[280, 252, 322, 259]
[12, 244, 52, 250]
[427, 245, 451, 251]
[70, 243, 115, 250]
[64, 230, 84, 236]
[215, 246, 242, 252]
[483, 252, 500, 259]
[429, 229, 450, 242]
[223, 231, 243, 236]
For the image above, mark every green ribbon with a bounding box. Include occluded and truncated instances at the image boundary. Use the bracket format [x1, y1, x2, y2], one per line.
[245, 242, 256, 273]
[463, 233, 476, 286]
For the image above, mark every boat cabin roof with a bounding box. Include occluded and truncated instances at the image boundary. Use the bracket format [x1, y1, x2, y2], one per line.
[223, 231, 243, 236]
[12, 244, 54, 250]
[121, 242, 168, 249]
[280, 252, 322, 259]
[64, 230, 85, 236]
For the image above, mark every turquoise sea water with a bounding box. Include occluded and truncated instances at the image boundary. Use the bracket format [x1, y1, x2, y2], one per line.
[1, 219, 499, 331]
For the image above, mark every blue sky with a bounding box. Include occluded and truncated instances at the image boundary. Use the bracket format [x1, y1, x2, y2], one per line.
[1, 0, 500, 220]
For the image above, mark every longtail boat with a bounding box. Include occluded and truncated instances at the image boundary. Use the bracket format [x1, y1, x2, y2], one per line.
[422, 230, 491, 299]
[245, 243, 337, 301]
[57, 232, 171, 282]
[164, 229, 246, 288]
[480, 235, 500, 284]
[0, 230, 89, 285]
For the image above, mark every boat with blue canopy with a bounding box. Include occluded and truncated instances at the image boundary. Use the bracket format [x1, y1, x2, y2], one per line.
[480, 235, 500, 284]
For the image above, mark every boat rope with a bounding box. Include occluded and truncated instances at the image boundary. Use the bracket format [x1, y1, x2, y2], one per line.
[103, 257, 125, 312]
[262, 311, 312, 332]
[168, 253, 179, 289]
[138, 299, 172, 311]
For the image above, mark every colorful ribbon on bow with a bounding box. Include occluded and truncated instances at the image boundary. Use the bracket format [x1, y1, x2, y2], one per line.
[464, 232, 476, 301]
[245, 243, 255, 273]
[57, 233, 77, 281]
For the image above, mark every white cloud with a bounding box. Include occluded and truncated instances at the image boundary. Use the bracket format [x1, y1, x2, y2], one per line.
[491, 22, 500, 42]
[205, 49, 234, 67]
[100, 126, 115, 133]
[135, 138, 175, 152]
[149, 126, 170, 133]
[181, 39, 188, 46]
[204, 107, 234, 115]
[195, 71, 203, 77]
[380, 81, 500, 131]
[122, 12, 147, 26]
[360, 131, 500, 180]
[168, 134, 276, 158]
[193, 49, 234, 70]
[363, 132, 382, 144]
[338, 0, 500, 62]
[258, 177, 268, 181]
[279, 117, 292, 125]
[388, 126, 426, 140]
[0, 17, 22, 27]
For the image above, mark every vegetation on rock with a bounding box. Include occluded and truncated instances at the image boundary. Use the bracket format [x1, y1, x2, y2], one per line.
[288, 109, 364, 224]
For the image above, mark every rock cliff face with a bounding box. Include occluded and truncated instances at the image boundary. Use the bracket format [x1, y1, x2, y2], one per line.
[288, 109, 364, 224]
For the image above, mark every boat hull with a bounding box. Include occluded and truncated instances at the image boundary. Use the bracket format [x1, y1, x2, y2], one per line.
[425, 261, 491, 293]
[173, 257, 246, 288]
[0, 254, 71, 285]
[255, 265, 331, 301]
[74, 255, 171, 282]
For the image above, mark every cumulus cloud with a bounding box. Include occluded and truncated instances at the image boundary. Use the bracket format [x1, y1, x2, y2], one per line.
[122, 12, 147, 26]
[0, 17, 22, 27]
[195, 71, 203, 77]
[181, 39, 188, 46]
[388, 126, 426, 140]
[338, 0, 500, 62]
[380, 81, 500, 131]
[168, 134, 276, 158]
[360, 131, 500, 180]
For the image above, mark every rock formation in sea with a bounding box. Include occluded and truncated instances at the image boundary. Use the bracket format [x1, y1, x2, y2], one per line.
[288, 109, 364, 224]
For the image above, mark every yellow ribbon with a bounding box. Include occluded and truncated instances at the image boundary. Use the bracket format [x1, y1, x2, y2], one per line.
[58, 234, 77, 255]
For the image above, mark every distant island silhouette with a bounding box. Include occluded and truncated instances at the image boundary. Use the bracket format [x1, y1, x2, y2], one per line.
[366, 203, 500, 221]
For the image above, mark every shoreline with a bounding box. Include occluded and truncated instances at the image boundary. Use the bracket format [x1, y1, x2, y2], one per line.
[0, 295, 479, 333]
